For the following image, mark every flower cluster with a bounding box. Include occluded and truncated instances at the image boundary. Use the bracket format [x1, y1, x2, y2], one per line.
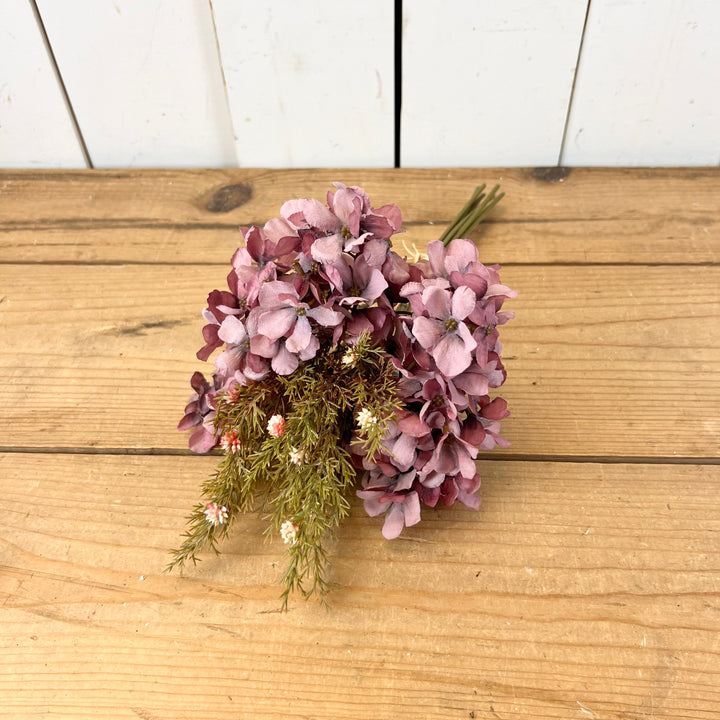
[172, 182, 514, 602]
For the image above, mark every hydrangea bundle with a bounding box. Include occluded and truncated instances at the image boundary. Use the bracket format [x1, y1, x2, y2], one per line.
[169, 182, 515, 606]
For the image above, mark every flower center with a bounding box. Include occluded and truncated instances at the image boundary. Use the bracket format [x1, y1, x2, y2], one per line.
[295, 307, 307, 317]
[444, 317, 458, 331]
[341, 225, 353, 239]
[348, 285, 361, 297]
[432, 395, 445, 408]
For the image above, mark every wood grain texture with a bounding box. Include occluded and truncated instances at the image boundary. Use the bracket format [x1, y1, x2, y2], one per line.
[564, 0, 720, 166]
[401, 1, 588, 167]
[1, 168, 719, 264]
[1, 168, 718, 719]
[0, 262, 718, 457]
[0, 0, 85, 168]
[1, 454, 719, 719]
[35, 0, 237, 168]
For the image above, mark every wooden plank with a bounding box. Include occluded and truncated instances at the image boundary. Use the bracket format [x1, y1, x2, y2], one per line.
[210, 1, 394, 167]
[563, 0, 720, 166]
[1, 168, 718, 264]
[0, 263, 718, 457]
[0, 0, 85, 168]
[1, 454, 719, 718]
[401, 1, 588, 167]
[35, 0, 236, 168]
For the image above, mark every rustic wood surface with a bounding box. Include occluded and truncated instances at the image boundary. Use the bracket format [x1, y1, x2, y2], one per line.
[1, 168, 719, 719]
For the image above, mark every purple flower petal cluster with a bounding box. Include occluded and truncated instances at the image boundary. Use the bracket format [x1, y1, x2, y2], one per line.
[180, 184, 515, 539]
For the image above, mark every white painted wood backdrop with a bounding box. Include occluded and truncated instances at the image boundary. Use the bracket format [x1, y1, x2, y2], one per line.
[0, 0, 718, 168]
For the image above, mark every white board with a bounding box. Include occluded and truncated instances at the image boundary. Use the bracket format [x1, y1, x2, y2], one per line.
[36, 0, 237, 168]
[0, 0, 86, 168]
[211, 1, 395, 167]
[563, 0, 720, 166]
[401, 0, 589, 167]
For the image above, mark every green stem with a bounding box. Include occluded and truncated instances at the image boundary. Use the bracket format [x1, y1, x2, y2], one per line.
[438, 183, 504, 247]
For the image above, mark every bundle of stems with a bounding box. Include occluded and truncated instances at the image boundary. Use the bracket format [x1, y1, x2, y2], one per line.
[437, 184, 504, 248]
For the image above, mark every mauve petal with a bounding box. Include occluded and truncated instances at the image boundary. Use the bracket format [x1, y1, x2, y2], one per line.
[456, 322, 478, 353]
[218, 315, 247, 345]
[259, 280, 297, 306]
[451, 270, 487, 297]
[426, 240, 446, 277]
[362, 237, 389, 267]
[250, 334, 278, 358]
[381, 503, 406, 539]
[344, 313, 373, 339]
[263, 217, 296, 243]
[322, 262, 345, 292]
[190, 371, 209, 394]
[419, 470, 445, 489]
[447, 238, 478, 269]
[482, 397, 509, 420]
[271, 344, 299, 375]
[201, 308, 217, 324]
[433, 333, 473, 378]
[279, 199, 307, 227]
[422, 286, 452, 320]
[298, 333, 319, 361]
[399, 281, 425, 298]
[214, 347, 242, 376]
[451, 285, 477, 321]
[303, 198, 340, 232]
[231, 245, 253, 269]
[246, 351, 270, 373]
[395, 471, 416, 492]
[419, 485, 440, 507]
[357, 491, 389, 518]
[333, 188, 362, 236]
[196, 324, 221, 361]
[256, 307, 295, 340]
[307, 305, 344, 327]
[189, 424, 216, 453]
[243, 225, 263, 258]
[273, 234, 301, 258]
[438, 477, 458, 506]
[412, 317, 444, 350]
[453, 370, 489, 397]
[382, 252, 410, 285]
[389, 433, 417, 471]
[404, 492, 421, 527]
[360, 213, 393, 240]
[208, 289, 238, 312]
[310, 234, 343, 264]
[285, 316, 312, 353]
[485, 283, 518, 299]
[456, 472, 481, 495]
[372, 203, 402, 232]
[456, 488, 481, 511]
[456, 448, 477, 479]
[397, 411, 431, 437]
[363, 268, 389, 302]
[177, 412, 199, 431]
[478, 433, 497, 451]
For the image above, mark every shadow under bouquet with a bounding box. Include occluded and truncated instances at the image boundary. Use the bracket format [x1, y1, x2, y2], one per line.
[170, 182, 516, 607]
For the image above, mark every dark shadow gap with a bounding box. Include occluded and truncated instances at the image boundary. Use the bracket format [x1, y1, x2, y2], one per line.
[558, 0, 592, 166]
[394, 0, 402, 168]
[1, 446, 718, 466]
[29, 0, 94, 168]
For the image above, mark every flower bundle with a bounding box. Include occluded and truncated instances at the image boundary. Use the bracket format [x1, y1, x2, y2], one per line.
[170, 182, 515, 606]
